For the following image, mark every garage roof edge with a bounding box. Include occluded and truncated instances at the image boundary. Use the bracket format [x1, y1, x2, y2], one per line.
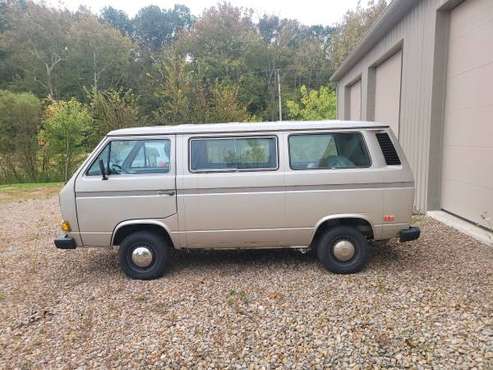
[330, 0, 420, 82]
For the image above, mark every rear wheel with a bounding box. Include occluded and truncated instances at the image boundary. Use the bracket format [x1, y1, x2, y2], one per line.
[118, 231, 171, 280]
[316, 226, 369, 274]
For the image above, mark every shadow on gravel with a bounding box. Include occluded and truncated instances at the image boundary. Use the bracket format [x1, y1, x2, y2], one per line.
[172, 248, 317, 273]
[368, 242, 404, 270]
[52, 248, 120, 281]
[53, 241, 409, 279]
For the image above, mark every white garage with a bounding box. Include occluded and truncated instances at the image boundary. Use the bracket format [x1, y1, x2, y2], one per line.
[332, 0, 493, 234]
[346, 79, 362, 120]
[374, 50, 402, 138]
[441, 0, 493, 228]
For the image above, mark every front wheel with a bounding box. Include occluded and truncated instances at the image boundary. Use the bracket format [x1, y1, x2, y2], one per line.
[118, 231, 171, 280]
[316, 226, 369, 274]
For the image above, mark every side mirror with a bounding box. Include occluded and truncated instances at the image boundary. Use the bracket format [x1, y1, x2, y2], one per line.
[99, 159, 108, 180]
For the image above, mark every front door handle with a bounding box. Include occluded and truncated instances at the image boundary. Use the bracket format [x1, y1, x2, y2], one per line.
[158, 190, 175, 196]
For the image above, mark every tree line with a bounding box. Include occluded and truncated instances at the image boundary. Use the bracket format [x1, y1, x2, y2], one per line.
[0, 0, 387, 183]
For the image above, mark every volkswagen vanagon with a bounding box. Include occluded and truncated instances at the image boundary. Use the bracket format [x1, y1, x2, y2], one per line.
[55, 121, 420, 279]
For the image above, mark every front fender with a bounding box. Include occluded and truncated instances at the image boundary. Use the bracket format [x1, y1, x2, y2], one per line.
[111, 218, 176, 246]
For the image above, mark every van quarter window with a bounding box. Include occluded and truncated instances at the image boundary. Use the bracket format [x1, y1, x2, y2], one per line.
[289, 132, 371, 170]
[190, 136, 278, 172]
[87, 139, 171, 176]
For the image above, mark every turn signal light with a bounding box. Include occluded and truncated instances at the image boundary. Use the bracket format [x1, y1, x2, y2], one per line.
[61, 221, 71, 232]
[383, 215, 395, 222]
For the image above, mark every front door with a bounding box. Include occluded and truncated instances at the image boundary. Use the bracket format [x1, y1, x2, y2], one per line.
[75, 136, 176, 246]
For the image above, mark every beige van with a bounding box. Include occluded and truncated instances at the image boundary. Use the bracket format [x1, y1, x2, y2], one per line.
[55, 121, 420, 279]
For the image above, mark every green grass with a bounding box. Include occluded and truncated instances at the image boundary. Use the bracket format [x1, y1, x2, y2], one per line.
[0, 182, 63, 202]
[0, 182, 62, 191]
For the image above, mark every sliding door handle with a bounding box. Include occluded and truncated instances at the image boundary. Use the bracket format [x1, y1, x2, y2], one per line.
[158, 190, 175, 196]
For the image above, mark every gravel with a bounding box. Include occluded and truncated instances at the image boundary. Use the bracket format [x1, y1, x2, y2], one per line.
[0, 195, 492, 369]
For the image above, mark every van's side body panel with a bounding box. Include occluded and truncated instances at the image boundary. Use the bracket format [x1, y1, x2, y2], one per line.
[175, 132, 288, 248]
[379, 129, 415, 239]
[284, 130, 381, 245]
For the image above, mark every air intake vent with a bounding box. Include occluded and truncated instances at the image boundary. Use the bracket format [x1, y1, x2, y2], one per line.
[376, 133, 401, 165]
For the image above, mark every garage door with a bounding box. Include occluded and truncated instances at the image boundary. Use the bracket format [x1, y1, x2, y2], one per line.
[441, 0, 493, 229]
[374, 50, 402, 138]
[348, 80, 361, 120]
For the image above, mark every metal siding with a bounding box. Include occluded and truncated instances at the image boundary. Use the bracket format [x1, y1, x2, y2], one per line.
[349, 80, 362, 120]
[374, 50, 402, 137]
[335, 0, 451, 213]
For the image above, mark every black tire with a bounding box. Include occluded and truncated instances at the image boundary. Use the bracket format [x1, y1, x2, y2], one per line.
[316, 226, 369, 274]
[118, 231, 171, 280]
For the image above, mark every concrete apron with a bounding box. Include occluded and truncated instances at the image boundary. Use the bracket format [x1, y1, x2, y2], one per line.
[428, 210, 493, 247]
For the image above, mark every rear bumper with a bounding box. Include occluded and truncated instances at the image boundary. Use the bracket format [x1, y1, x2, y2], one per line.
[54, 235, 76, 249]
[399, 226, 420, 242]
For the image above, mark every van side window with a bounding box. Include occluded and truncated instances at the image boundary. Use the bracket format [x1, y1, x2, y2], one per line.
[289, 133, 370, 170]
[87, 139, 171, 176]
[190, 136, 277, 172]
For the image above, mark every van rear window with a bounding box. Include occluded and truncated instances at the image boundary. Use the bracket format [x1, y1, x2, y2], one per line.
[289, 133, 371, 170]
[190, 136, 277, 172]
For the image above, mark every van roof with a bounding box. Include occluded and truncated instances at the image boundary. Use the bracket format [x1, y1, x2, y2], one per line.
[108, 120, 388, 136]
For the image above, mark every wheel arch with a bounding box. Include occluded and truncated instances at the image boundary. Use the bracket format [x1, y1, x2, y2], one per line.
[310, 214, 375, 248]
[112, 220, 176, 249]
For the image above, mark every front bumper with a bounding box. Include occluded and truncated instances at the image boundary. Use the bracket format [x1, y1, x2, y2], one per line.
[399, 226, 421, 242]
[54, 235, 76, 249]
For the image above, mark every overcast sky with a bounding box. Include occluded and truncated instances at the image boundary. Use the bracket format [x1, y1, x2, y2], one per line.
[39, 0, 368, 26]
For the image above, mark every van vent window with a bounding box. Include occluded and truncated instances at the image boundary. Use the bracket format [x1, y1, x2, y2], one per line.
[376, 133, 401, 165]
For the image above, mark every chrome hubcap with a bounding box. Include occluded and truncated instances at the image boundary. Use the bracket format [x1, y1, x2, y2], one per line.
[333, 240, 355, 262]
[131, 246, 153, 268]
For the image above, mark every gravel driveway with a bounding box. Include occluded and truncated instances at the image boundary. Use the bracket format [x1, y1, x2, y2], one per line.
[0, 195, 492, 369]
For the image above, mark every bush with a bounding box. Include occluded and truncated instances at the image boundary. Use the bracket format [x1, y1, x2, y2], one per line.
[40, 99, 92, 181]
[86, 88, 139, 147]
[0, 90, 42, 183]
[286, 85, 336, 121]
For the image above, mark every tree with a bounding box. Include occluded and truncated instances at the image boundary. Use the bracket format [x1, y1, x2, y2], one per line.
[0, 0, 9, 33]
[330, 0, 388, 68]
[133, 4, 193, 51]
[0, 1, 13, 90]
[258, 15, 280, 44]
[0, 90, 41, 182]
[100, 6, 133, 36]
[1, 2, 72, 97]
[175, 3, 272, 118]
[179, 3, 259, 80]
[286, 85, 336, 121]
[205, 82, 252, 123]
[65, 10, 135, 95]
[153, 52, 191, 124]
[86, 88, 139, 146]
[40, 99, 91, 181]
[152, 51, 252, 124]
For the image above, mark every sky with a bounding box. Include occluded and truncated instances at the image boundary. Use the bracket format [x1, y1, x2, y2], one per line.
[39, 0, 368, 26]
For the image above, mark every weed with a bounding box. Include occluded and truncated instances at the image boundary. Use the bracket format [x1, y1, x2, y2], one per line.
[227, 289, 249, 305]
[480, 212, 493, 242]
